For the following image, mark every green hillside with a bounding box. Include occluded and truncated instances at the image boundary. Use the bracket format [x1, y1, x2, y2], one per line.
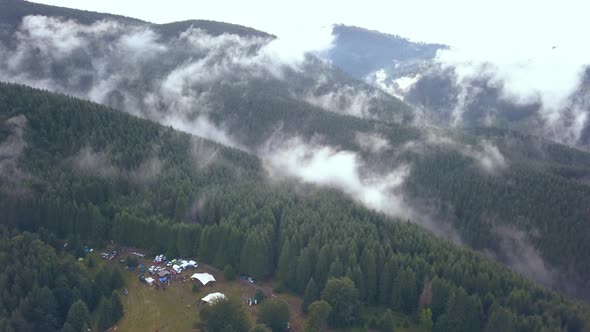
[1, 83, 589, 331]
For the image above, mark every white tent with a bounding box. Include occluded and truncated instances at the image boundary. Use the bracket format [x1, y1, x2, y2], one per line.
[145, 277, 155, 285]
[191, 273, 216, 285]
[201, 292, 225, 304]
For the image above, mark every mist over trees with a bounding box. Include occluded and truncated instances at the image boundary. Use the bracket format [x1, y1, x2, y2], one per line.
[0, 1, 590, 331]
[1, 1, 589, 302]
[0, 83, 588, 331]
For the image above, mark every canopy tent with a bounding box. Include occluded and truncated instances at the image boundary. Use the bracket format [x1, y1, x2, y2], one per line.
[191, 273, 216, 285]
[201, 292, 225, 304]
[145, 277, 155, 285]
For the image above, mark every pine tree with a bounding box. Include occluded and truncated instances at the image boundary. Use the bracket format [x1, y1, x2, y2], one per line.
[378, 261, 392, 305]
[485, 305, 516, 332]
[419, 308, 433, 331]
[380, 309, 395, 332]
[301, 278, 319, 313]
[110, 268, 125, 291]
[110, 292, 124, 324]
[360, 248, 377, 303]
[64, 300, 90, 332]
[97, 297, 113, 331]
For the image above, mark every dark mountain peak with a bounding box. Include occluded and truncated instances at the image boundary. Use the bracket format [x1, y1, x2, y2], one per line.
[1, 1, 273, 40]
[328, 24, 447, 79]
[1, 0, 146, 27]
[154, 19, 274, 39]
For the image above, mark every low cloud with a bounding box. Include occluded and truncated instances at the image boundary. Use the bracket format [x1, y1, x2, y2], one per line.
[404, 46, 590, 148]
[73, 147, 118, 177]
[72, 146, 163, 182]
[0, 15, 337, 150]
[131, 157, 163, 182]
[261, 135, 466, 243]
[406, 131, 508, 174]
[189, 137, 221, 170]
[493, 224, 556, 286]
[302, 84, 383, 119]
[354, 132, 390, 153]
[470, 140, 507, 174]
[261, 136, 411, 218]
[370, 69, 421, 101]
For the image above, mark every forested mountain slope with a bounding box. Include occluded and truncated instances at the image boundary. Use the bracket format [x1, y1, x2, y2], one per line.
[1, 82, 590, 332]
[0, 0, 590, 303]
[0, 0, 413, 128]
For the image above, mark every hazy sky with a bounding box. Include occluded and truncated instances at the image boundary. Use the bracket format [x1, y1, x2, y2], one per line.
[30, 0, 588, 52]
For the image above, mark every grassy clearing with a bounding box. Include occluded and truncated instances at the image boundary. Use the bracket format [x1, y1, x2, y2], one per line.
[97, 252, 422, 332]
[117, 268, 198, 332]
[112, 257, 307, 332]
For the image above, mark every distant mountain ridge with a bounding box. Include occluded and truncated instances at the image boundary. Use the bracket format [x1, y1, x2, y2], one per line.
[328, 24, 447, 79]
[327, 23, 590, 151]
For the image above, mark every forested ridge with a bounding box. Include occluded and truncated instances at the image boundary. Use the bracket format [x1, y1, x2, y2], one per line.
[0, 0, 271, 40]
[1, 82, 590, 331]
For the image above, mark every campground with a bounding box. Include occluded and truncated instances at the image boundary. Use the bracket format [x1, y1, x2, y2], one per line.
[106, 250, 306, 332]
[93, 248, 426, 332]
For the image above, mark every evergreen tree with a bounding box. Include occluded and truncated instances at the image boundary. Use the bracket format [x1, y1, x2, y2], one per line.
[419, 308, 433, 331]
[360, 248, 377, 303]
[97, 297, 113, 332]
[20, 286, 59, 332]
[392, 268, 417, 314]
[110, 292, 124, 325]
[64, 300, 90, 332]
[301, 278, 319, 313]
[224, 264, 236, 281]
[110, 268, 125, 291]
[380, 309, 395, 332]
[378, 261, 392, 305]
[485, 305, 516, 332]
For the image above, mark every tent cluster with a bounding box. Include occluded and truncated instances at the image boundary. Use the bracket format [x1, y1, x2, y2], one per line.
[147, 256, 198, 280]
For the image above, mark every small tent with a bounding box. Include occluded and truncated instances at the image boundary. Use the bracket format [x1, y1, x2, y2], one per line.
[201, 292, 225, 304]
[191, 273, 216, 285]
[145, 277, 155, 285]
